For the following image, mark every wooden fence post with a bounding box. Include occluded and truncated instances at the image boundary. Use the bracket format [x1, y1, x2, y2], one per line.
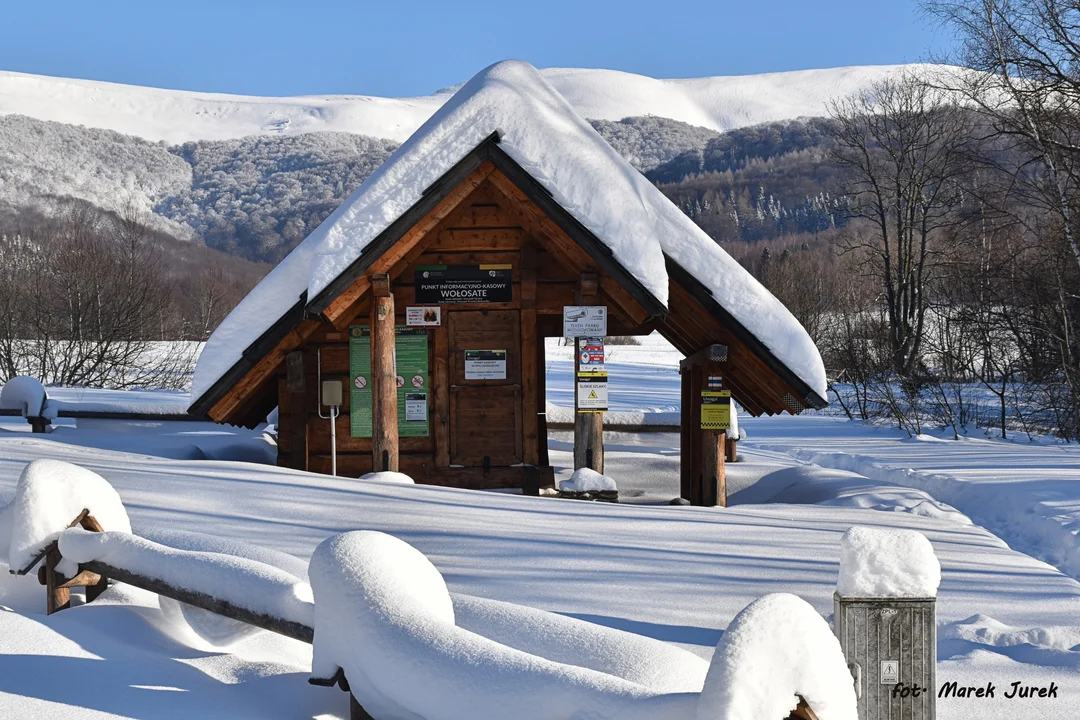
[45, 544, 70, 614]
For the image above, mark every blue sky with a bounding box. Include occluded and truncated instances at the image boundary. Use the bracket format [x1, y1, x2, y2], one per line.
[1, 0, 951, 97]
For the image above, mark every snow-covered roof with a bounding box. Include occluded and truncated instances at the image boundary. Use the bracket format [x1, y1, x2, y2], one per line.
[191, 60, 827, 409]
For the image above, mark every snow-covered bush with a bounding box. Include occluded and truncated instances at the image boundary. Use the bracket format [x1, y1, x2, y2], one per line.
[836, 526, 941, 598]
[5, 459, 130, 572]
[309, 530, 697, 720]
[697, 593, 857, 720]
[559, 468, 617, 493]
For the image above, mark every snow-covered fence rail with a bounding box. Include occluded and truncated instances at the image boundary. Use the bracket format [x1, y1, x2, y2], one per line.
[52, 526, 315, 643]
[0, 408, 206, 422]
[74, 555, 314, 643]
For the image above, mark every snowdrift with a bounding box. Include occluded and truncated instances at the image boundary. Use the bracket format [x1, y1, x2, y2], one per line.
[310, 530, 857, 720]
[309, 530, 699, 720]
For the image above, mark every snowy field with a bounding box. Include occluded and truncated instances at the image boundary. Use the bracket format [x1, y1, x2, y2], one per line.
[2, 346, 1080, 718]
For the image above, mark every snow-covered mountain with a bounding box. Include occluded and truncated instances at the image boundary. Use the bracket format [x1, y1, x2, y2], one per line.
[0, 64, 935, 144]
[0, 63, 939, 261]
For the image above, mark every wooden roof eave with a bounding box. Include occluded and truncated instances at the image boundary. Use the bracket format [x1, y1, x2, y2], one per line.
[663, 256, 828, 412]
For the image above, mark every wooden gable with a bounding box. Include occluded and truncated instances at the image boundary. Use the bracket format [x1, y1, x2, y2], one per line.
[192, 134, 824, 434]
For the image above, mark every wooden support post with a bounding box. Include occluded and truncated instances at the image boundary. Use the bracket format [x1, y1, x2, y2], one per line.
[573, 273, 603, 473]
[702, 429, 727, 507]
[28, 416, 49, 434]
[536, 330, 549, 469]
[680, 351, 730, 507]
[45, 544, 70, 614]
[725, 435, 738, 463]
[370, 273, 399, 473]
[285, 350, 308, 471]
[521, 244, 539, 467]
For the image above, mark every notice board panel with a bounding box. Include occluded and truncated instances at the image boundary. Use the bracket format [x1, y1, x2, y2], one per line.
[415, 265, 512, 304]
[349, 325, 430, 438]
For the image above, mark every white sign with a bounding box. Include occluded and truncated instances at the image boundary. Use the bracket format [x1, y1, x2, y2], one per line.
[405, 393, 428, 422]
[880, 660, 899, 685]
[577, 380, 608, 412]
[464, 350, 507, 380]
[563, 306, 608, 338]
[406, 306, 441, 326]
[578, 337, 606, 376]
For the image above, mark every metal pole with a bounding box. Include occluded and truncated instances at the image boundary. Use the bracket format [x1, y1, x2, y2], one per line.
[330, 406, 339, 477]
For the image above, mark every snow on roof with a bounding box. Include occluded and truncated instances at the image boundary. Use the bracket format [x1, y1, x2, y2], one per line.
[191, 60, 826, 408]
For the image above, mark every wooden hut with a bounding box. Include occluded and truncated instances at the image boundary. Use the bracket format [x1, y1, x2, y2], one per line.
[188, 61, 827, 504]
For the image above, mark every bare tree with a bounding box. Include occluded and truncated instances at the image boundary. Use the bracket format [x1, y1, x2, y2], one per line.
[0, 201, 193, 389]
[828, 73, 974, 378]
[925, 0, 1080, 438]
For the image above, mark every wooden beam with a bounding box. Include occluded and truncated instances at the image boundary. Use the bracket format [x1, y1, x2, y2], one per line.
[371, 275, 398, 472]
[679, 344, 729, 372]
[209, 318, 321, 423]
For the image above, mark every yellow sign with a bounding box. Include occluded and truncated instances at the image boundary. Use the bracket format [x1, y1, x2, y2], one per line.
[701, 390, 731, 430]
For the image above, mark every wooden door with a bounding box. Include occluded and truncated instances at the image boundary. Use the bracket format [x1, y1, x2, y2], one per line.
[448, 310, 522, 466]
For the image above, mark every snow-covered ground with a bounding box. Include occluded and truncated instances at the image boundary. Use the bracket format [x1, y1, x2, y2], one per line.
[0, 64, 944, 144]
[2, 347, 1079, 717]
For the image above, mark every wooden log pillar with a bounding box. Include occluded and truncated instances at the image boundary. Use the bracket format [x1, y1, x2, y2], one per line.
[28, 416, 49, 434]
[285, 350, 308, 471]
[573, 273, 603, 473]
[679, 344, 729, 507]
[725, 435, 738, 463]
[370, 273, 399, 473]
[521, 245, 539, 469]
[703, 427, 727, 507]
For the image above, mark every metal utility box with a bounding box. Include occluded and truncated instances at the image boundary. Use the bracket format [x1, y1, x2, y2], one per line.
[834, 593, 936, 720]
[321, 380, 343, 407]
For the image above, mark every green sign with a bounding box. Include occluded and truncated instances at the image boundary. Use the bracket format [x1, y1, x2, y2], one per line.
[349, 327, 373, 437]
[349, 325, 430, 438]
